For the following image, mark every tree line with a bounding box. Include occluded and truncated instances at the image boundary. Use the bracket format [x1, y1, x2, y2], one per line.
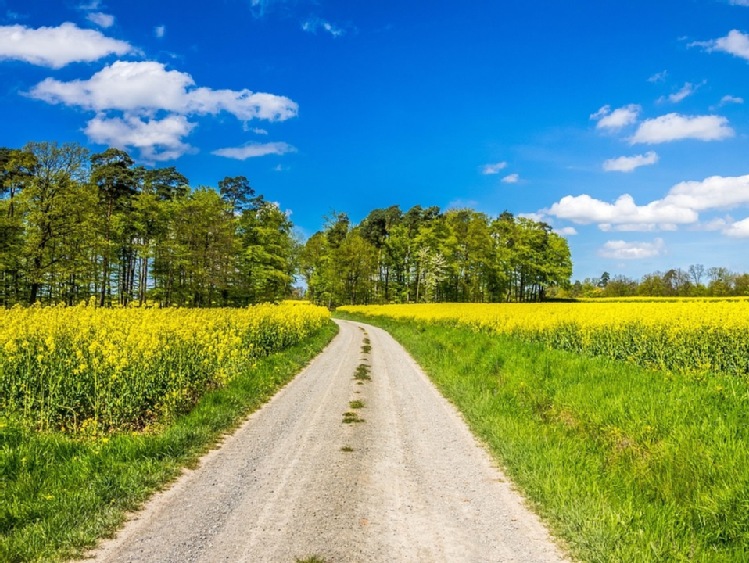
[1, 141, 573, 308]
[0, 142, 294, 307]
[571, 266, 749, 298]
[300, 206, 573, 306]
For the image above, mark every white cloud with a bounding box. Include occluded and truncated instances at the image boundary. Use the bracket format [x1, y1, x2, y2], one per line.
[724, 217, 749, 237]
[0, 22, 132, 68]
[502, 173, 520, 184]
[603, 151, 659, 172]
[729, 0, 749, 5]
[85, 114, 196, 161]
[548, 174, 749, 233]
[481, 161, 507, 175]
[212, 141, 296, 160]
[302, 18, 344, 37]
[78, 1, 102, 9]
[720, 94, 744, 105]
[28, 60, 298, 162]
[692, 29, 749, 61]
[29, 61, 299, 121]
[663, 174, 749, 211]
[648, 70, 668, 83]
[548, 193, 697, 228]
[591, 104, 640, 130]
[695, 217, 732, 232]
[664, 82, 700, 103]
[87, 12, 114, 28]
[554, 226, 578, 236]
[599, 238, 665, 260]
[154, 25, 165, 38]
[250, 127, 268, 135]
[630, 113, 734, 144]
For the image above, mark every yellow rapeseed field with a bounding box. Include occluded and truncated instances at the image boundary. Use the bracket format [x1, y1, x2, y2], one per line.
[339, 299, 749, 377]
[0, 301, 329, 433]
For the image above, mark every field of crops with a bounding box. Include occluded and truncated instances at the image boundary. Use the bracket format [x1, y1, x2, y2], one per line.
[339, 299, 749, 377]
[0, 302, 330, 433]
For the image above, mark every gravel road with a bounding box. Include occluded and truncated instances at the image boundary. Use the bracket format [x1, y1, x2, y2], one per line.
[85, 320, 568, 563]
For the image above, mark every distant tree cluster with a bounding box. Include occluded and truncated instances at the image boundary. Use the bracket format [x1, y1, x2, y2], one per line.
[300, 206, 573, 306]
[0, 142, 295, 307]
[571, 265, 749, 298]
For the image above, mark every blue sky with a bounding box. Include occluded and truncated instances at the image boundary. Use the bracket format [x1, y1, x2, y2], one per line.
[1, 0, 749, 281]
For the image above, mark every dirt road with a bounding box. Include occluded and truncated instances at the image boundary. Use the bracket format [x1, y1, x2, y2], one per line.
[87, 320, 568, 562]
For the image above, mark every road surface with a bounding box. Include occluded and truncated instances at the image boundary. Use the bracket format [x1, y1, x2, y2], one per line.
[85, 319, 568, 563]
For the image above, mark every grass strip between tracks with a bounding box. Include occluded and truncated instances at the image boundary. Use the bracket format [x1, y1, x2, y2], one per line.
[336, 312, 749, 563]
[0, 321, 338, 563]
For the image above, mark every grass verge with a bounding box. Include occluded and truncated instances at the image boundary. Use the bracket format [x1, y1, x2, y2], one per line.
[0, 320, 338, 563]
[336, 313, 749, 562]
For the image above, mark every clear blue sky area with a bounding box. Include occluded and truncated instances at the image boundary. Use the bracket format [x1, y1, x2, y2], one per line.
[1, 0, 748, 280]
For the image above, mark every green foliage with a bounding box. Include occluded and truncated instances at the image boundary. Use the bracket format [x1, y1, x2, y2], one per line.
[353, 364, 371, 381]
[302, 206, 572, 306]
[341, 314, 749, 562]
[0, 143, 296, 306]
[569, 265, 749, 299]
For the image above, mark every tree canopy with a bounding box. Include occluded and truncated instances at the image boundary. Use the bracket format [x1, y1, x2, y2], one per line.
[0, 142, 295, 307]
[300, 205, 573, 306]
[1, 142, 575, 308]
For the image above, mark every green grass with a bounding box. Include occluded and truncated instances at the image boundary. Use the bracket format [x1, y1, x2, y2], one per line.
[0, 321, 338, 563]
[353, 364, 371, 381]
[336, 313, 749, 562]
[349, 400, 365, 409]
[342, 411, 364, 424]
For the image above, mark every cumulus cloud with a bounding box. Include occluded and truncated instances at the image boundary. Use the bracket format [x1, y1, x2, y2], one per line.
[302, 18, 345, 37]
[547, 174, 749, 233]
[664, 174, 749, 211]
[0, 22, 132, 68]
[481, 161, 507, 175]
[599, 238, 665, 260]
[603, 151, 659, 172]
[554, 226, 578, 236]
[724, 217, 749, 237]
[548, 193, 697, 229]
[691, 29, 749, 61]
[630, 113, 734, 144]
[29, 61, 299, 121]
[212, 141, 297, 160]
[85, 114, 196, 161]
[502, 173, 520, 184]
[590, 104, 640, 130]
[87, 12, 114, 28]
[27, 60, 298, 161]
